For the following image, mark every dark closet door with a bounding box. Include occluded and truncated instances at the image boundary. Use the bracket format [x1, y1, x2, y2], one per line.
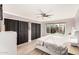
[4, 19, 19, 45]
[18, 21, 28, 44]
[0, 4, 3, 20]
[31, 23, 41, 40]
[4, 19, 28, 45]
[4, 19, 18, 32]
[31, 23, 36, 40]
[36, 24, 41, 38]
[24, 22, 28, 43]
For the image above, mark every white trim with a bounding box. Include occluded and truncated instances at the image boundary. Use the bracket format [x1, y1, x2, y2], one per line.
[3, 11, 42, 24]
[3, 12, 42, 43]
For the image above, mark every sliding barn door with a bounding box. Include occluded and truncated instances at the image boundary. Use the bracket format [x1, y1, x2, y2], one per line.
[31, 23, 41, 40]
[18, 21, 28, 44]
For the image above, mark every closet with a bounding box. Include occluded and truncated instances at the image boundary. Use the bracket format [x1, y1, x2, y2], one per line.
[31, 23, 41, 40]
[18, 21, 28, 44]
[0, 4, 3, 20]
[4, 19, 28, 45]
[4, 19, 41, 44]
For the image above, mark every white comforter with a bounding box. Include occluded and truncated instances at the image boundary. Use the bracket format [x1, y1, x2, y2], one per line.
[36, 34, 69, 54]
[37, 34, 68, 47]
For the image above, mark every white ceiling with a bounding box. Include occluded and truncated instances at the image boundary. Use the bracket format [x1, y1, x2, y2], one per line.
[3, 4, 79, 22]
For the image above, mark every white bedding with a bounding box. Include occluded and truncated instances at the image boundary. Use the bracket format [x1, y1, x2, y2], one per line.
[36, 34, 69, 54]
[37, 34, 68, 47]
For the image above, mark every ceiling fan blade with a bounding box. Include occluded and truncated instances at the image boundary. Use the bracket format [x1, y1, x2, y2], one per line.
[39, 9, 43, 13]
[36, 9, 54, 20]
[39, 9, 47, 14]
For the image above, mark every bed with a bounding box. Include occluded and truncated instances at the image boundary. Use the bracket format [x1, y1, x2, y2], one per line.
[36, 34, 69, 55]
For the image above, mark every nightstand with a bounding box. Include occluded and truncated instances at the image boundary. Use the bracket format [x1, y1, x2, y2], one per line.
[67, 43, 79, 55]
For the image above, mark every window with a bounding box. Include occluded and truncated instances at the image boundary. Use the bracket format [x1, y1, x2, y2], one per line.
[46, 23, 65, 34]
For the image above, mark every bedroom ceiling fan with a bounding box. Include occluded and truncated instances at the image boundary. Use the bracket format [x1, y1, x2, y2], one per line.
[36, 9, 53, 19]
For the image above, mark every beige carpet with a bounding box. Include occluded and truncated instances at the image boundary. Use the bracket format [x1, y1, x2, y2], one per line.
[17, 40, 49, 55]
[27, 48, 49, 55]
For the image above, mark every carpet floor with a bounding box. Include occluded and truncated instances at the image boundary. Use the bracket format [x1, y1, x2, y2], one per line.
[17, 40, 49, 55]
